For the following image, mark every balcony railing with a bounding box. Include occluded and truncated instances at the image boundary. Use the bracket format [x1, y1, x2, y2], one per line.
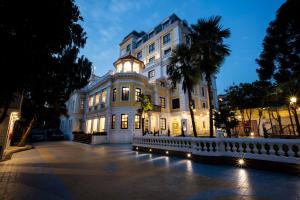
[133, 135, 300, 164]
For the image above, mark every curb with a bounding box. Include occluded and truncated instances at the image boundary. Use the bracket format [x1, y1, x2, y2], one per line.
[1, 145, 34, 162]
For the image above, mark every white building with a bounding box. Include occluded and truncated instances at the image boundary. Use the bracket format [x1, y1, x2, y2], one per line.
[60, 14, 217, 143]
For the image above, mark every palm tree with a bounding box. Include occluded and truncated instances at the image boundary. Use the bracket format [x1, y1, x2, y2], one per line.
[167, 44, 200, 137]
[191, 16, 231, 137]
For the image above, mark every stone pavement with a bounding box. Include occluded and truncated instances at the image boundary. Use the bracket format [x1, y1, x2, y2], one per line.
[0, 141, 299, 200]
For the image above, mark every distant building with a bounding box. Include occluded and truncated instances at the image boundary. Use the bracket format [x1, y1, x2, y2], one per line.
[61, 14, 218, 143]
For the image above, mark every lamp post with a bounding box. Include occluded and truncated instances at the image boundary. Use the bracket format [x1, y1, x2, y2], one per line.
[290, 96, 300, 135]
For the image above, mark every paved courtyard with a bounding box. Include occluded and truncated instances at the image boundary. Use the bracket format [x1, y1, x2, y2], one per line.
[0, 141, 299, 200]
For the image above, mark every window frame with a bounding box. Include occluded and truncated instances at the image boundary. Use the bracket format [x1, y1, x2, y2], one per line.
[111, 115, 116, 129]
[121, 87, 130, 101]
[112, 88, 117, 102]
[160, 97, 166, 108]
[149, 43, 155, 54]
[148, 70, 155, 79]
[172, 98, 180, 109]
[135, 88, 141, 102]
[121, 114, 128, 129]
[135, 114, 141, 129]
[163, 33, 171, 45]
[160, 118, 166, 130]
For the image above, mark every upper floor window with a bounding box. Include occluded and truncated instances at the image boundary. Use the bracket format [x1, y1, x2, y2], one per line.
[160, 97, 166, 108]
[162, 20, 170, 29]
[172, 98, 180, 109]
[122, 87, 130, 101]
[121, 114, 128, 129]
[80, 98, 84, 110]
[149, 56, 155, 65]
[88, 96, 94, 107]
[149, 43, 155, 54]
[163, 33, 171, 44]
[164, 48, 171, 57]
[148, 31, 154, 39]
[135, 88, 141, 102]
[112, 88, 117, 102]
[137, 51, 142, 60]
[95, 93, 99, 105]
[148, 70, 155, 79]
[101, 90, 107, 104]
[201, 87, 205, 97]
[126, 44, 131, 52]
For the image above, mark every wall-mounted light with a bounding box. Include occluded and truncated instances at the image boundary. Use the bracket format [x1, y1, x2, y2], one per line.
[136, 147, 139, 150]
[187, 153, 191, 158]
[166, 151, 169, 155]
[149, 149, 152, 152]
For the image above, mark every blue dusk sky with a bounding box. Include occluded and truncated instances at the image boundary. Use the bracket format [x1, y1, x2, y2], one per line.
[76, 0, 284, 94]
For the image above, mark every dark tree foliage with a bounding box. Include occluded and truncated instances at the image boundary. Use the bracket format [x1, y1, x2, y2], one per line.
[0, 0, 92, 145]
[256, 0, 300, 95]
[191, 16, 231, 137]
[214, 105, 239, 138]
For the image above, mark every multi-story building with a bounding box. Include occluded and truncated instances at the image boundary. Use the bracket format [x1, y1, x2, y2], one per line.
[60, 14, 218, 143]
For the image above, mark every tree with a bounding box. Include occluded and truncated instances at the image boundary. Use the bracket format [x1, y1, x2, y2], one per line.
[256, 0, 300, 134]
[0, 0, 92, 146]
[214, 105, 239, 137]
[191, 16, 231, 137]
[138, 94, 153, 136]
[167, 44, 200, 137]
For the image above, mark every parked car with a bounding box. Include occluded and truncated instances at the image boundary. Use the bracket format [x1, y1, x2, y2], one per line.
[47, 129, 65, 141]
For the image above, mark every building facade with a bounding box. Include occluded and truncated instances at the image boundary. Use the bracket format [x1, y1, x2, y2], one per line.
[60, 14, 218, 143]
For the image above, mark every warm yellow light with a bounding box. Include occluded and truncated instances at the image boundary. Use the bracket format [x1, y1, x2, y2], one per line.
[166, 151, 169, 155]
[250, 132, 254, 137]
[149, 149, 152, 152]
[238, 115, 242, 119]
[187, 153, 191, 158]
[290, 96, 297, 103]
[238, 158, 245, 166]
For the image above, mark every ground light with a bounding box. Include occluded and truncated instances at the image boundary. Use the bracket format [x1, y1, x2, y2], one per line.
[165, 151, 169, 155]
[187, 153, 191, 158]
[149, 148, 152, 152]
[237, 158, 245, 167]
[136, 147, 139, 150]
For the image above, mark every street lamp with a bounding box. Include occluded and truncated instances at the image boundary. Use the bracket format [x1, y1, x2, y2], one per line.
[290, 96, 297, 104]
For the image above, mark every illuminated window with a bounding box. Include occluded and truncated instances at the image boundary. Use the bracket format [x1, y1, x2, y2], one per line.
[95, 93, 99, 105]
[111, 115, 115, 129]
[148, 70, 155, 79]
[160, 97, 166, 108]
[87, 119, 92, 133]
[80, 98, 84, 110]
[201, 87, 205, 97]
[135, 88, 141, 102]
[88, 96, 94, 107]
[203, 121, 206, 129]
[124, 61, 131, 72]
[149, 43, 155, 53]
[135, 115, 141, 129]
[163, 33, 171, 44]
[92, 118, 98, 133]
[101, 90, 107, 104]
[121, 114, 128, 129]
[172, 98, 180, 109]
[99, 117, 105, 132]
[122, 87, 130, 101]
[112, 88, 117, 102]
[160, 118, 166, 130]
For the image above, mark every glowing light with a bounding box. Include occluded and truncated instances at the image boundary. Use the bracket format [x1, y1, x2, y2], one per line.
[250, 132, 254, 137]
[238, 115, 242, 119]
[166, 151, 169, 155]
[149, 149, 152, 152]
[136, 147, 139, 150]
[290, 96, 297, 103]
[238, 158, 245, 166]
[187, 153, 191, 158]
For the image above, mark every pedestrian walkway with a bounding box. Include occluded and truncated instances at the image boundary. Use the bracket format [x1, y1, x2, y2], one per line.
[0, 141, 299, 200]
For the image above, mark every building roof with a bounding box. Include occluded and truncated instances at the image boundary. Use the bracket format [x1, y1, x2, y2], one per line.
[113, 53, 144, 68]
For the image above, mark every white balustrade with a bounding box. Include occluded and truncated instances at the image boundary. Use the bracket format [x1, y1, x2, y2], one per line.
[133, 136, 300, 164]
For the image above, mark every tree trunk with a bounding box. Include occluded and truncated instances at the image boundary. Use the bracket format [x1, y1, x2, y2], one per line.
[18, 116, 36, 146]
[206, 75, 214, 137]
[287, 106, 295, 135]
[291, 107, 300, 135]
[187, 88, 197, 137]
[257, 109, 263, 136]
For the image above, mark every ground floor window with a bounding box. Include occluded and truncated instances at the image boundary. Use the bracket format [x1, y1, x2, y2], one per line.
[86, 119, 92, 133]
[121, 114, 128, 129]
[99, 117, 105, 132]
[160, 118, 166, 130]
[135, 114, 141, 129]
[111, 115, 115, 129]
